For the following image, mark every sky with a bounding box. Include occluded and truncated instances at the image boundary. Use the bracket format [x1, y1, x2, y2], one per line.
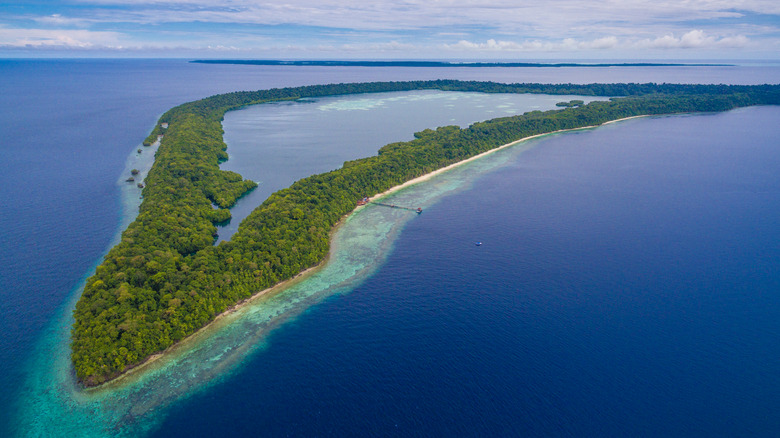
[1, 0, 779, 59]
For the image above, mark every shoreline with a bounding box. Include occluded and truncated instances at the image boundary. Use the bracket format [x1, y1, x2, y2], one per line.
[91, 113, 649, 388]
[371, 114, 648, 202]
[94, 221, 343, 390]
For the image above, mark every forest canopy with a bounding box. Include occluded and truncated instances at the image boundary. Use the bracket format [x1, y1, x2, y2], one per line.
[71, 80, 780, 386]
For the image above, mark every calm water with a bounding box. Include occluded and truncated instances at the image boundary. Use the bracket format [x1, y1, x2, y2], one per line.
[218, 90, 609, 241]
[1, 59, 779, 436]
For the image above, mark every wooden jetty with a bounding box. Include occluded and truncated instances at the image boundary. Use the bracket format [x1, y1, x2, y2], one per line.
[357, 197, 422, 214]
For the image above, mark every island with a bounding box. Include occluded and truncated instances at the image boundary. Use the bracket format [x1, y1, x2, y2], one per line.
[556, 99, 585, 108]
[71, 80, 780, 386]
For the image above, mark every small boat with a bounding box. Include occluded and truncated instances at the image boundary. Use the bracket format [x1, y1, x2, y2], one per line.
[475, 242, 482, 246]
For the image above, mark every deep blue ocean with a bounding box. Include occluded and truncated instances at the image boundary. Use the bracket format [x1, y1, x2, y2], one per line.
[1, 59, 780, 436]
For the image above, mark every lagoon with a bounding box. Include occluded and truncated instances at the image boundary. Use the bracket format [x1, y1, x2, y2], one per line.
[218, 90, 609, 241]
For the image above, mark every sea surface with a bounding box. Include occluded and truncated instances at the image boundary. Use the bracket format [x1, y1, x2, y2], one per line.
[1, 59, 779, 436]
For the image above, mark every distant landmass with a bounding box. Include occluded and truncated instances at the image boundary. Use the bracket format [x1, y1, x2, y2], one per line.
[191, 60, 732, 68]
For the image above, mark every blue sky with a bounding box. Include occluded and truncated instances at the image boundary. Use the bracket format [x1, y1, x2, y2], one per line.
[1, 0, 779, 59]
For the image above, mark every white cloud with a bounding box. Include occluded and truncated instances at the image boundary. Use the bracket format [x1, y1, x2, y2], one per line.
[445, 30, 752, 53]
[636, 30, 750, 49]
[0, 28, 122, 48]
[680, 29, 716, 47]
[717, 34, 751, 47]
[2, 0, 776, 57]
[581, 36, 620, 50]
[33, 14, 92, 28]
[58, 0, 780, 32]
[446, 36, 621, 52]
[0, 25, 758, 57]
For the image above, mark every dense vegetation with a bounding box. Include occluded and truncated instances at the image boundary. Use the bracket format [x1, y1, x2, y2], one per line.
[71, 80, 780, 385]
[556, 99, 585, 108]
